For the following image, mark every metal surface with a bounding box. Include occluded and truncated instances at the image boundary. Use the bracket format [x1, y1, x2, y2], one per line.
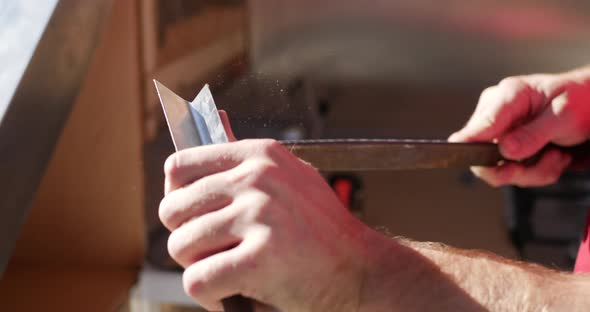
[249, 0, 590, 85]
[155, 80, 229, 150]
[155, 80, 205, 149]
[0, 0, 113, 275]
[155, 81, 250, 312]
[285, 139, 501, 171]
[286, 140, 590, 171]
[190, 84, 229, 145]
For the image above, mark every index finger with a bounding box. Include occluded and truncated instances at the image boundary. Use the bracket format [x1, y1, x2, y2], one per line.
[164, 142, 246, 194]
[449, 78, 536, 143]
[165, 110, 238, 193]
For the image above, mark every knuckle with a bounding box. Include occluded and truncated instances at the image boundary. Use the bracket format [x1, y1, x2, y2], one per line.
[539, 74, 563, 92]
[242, 192, 274, 222]
[247, 226, 274, 255]
[167, 227, 202, 266]
[183, 260, 230, 304]
[167, 230, 183, 261]
[551, 92, 570, 114]
[480, 86, 497, 101]
[158, 196, 175, 228]
[182, 269, 207, 300]
[164, 153, 181, 178]
[227, 165, 254, 187]
[252, 160, 280, 178]
[498, 76, 525, 91]
[239, 160, 279, 187]
[257, 139, 283, 156]
[512, 127, 539, 146]
[499, 76, 532, 104]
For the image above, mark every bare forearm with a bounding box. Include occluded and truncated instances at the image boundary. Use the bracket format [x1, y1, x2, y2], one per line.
[360, 230, 590, 311]
[405, 239, 589, 311]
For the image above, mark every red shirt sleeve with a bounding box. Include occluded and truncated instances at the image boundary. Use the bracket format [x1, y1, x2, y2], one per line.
[574, 209, 590, 273]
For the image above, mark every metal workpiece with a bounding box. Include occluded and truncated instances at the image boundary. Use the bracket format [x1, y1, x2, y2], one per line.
[0, 0, 113, 275]
[155, 80, 206, 149]
[155, 81, 251, 312]
[154, 80, 229, 151]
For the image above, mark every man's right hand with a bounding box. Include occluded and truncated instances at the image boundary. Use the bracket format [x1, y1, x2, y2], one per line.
[449, 66, 590, 187]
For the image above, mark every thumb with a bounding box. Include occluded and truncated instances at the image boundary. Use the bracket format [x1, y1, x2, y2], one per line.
[498, 108, 556, 160]
[219, 110, 237, 142]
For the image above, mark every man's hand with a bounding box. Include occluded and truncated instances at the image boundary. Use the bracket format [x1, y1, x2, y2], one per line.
[449, 67, 590, 187]
[158, 95, 590, 311]
[160, 119, 372, 311]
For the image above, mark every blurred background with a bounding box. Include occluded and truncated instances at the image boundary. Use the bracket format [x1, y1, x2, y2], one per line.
[1, 0, 590, 311]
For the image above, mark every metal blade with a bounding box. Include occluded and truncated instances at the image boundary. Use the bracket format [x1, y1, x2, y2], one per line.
[154, 81, 249, 312]
[154, 80, 201, 150]
[283, 139, 502, 171]
[154, 81, 228, 151]
[189, 84, 228, 145]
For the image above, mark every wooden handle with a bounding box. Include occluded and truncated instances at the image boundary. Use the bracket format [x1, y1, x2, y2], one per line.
[222, 295, 254, 312]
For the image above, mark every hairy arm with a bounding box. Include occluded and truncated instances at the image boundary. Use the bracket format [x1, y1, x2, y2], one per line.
[163, 137, 590, 311]
[360, 231, 590, 311]
[368, 65, 590, 311]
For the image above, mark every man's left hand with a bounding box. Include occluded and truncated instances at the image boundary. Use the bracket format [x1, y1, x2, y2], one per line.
[160, 118, 373, 311]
